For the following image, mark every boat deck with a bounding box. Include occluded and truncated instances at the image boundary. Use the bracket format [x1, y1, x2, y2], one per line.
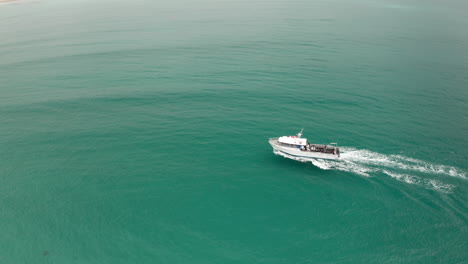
[269, 138, 340, 156]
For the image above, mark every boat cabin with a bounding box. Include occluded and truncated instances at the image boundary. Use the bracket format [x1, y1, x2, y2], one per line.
[278, 136, 307, 147]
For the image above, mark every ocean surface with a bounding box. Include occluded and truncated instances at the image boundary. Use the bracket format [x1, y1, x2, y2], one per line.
[1, 0, 467, 263]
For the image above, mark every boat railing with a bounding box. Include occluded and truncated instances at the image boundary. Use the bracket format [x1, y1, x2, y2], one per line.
[269, 137, 339, 156]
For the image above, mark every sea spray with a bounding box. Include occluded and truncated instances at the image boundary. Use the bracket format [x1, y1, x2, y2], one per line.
[273, 147, 465, 193]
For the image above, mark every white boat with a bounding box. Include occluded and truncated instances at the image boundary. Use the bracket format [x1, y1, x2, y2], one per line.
[269, 129, 340, 161]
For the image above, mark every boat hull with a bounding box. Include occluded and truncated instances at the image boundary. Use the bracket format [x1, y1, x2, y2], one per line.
[269, 138, 340, 161]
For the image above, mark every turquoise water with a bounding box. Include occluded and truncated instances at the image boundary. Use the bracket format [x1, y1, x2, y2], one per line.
[1, 0, 467, 263]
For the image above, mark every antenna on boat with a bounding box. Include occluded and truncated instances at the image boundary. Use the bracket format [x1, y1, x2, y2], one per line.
[297, 128, 304, 138]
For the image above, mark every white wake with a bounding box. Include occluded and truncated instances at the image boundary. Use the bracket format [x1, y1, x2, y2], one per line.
[273, 147, 465, 193]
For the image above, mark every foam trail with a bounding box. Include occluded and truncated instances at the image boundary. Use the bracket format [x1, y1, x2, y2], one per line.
[310, 158, 375, 177]
[273, 149, 373, 177]
[382, 170, 454, 193]
[272, 147, 465, 193]
[339, 148, 466, 179]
